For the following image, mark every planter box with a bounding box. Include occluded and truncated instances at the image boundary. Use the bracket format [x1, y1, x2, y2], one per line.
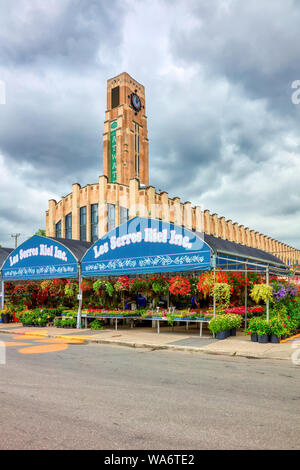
[230, 328, 236, 336]
[216, 330, 230, 340]
[251, 333, 258, 342]
[1, 314, 11, 323]
[258, 334, 269, 344]
[270, 334, 281, 344]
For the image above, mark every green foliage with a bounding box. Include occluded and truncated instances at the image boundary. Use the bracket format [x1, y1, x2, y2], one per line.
[60, 317, 77, 328]
[287, 298, 300, 328]
[250, 284, 273, 304]
[213, 283, 231, 307]
[255, 318, 271, 337]
[18, 308, 55, 326]
[35, 229, 46, 236]
[208, 314, 241, 334]
[93, 280, 114, 297]
[89, 319, 105, 330]
[269, 317, 289, 338]
[64, 282, 79, 297]
[247, 317, 261, 335]
[151, 278, 169, 296]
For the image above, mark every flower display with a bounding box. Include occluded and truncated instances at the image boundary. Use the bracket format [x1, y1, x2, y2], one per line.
[197, 269, 229, 297]
[114, 275, 131, 291]
[169, 276, 191, 296]
[224, 306, 265, 315]
[272, 283, 298, 302]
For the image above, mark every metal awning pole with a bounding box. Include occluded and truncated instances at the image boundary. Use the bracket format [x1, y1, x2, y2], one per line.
[266, 265, 270, 323]
[212, 254, 216, 318]
[77, 263, 83, 329]
[0, 272, 4, 311]
[244, 260, 248, 329]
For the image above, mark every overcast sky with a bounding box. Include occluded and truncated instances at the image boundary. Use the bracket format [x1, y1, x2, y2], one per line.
[1, 0, 300, 249]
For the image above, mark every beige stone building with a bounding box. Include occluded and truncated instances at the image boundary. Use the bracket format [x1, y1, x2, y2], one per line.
[46, 72, 300, 268]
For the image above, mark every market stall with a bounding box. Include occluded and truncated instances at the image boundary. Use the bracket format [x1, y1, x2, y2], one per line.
[0, 235, 91, 325]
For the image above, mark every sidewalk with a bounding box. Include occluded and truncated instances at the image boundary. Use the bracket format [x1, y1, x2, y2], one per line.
[0, 322, 298, 361]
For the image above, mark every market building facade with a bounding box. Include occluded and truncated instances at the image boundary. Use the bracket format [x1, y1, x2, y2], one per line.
[46, 72, 300, 268]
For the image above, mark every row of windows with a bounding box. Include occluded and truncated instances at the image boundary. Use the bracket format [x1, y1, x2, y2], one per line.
[55, 204, 129, 242]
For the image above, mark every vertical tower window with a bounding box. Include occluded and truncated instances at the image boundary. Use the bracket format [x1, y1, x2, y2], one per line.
[80, 206, 87, 241]
[120, 207, 129, 225]
[65, 213, 72, 239]
[134, 122, 140, 178]
[91, 204, 98, 243]
[111, 86, 120, 109]
[107, 204, 115, 232]
[56, 221, 62, 238]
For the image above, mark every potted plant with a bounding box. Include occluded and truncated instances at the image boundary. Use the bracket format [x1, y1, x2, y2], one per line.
[228, 314, 242, 336]
[54, 318, 62, 328]
[208, 315, 231, 340]
[269, 318, 285, 343]
[256, 318, 271, 343]
[89, 319, 105, 330]
[247, 317, 260, 342]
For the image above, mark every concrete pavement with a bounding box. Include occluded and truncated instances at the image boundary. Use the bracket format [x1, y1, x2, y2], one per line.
[0, 322, 298, 361]
[0, 337, 299, 450]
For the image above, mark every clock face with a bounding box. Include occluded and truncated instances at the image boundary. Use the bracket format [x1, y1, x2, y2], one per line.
[131, 93, 141, 112]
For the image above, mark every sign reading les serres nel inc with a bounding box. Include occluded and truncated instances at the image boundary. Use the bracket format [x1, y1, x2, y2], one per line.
[81, 217, 211, 276]
[2, 235, 78, 280]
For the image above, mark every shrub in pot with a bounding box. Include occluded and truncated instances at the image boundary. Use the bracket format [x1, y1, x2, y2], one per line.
[228, 314, 242, 336]
[61, 317, 76, 328]
[208, 315, 231, 340]
[89, 319, 105, 330]
[246, 317, 262, 342]
[54, 318, 62, 328]
[269, 317, 289, 343]
[256, 318, 271, 343]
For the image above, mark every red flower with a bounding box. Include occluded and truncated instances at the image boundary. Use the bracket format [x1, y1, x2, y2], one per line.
[169, 276, 191, 296]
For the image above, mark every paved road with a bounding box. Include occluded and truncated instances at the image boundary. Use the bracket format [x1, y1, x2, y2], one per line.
[0, 333, 299, 450]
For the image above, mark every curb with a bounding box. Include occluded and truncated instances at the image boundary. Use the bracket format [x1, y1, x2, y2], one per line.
[0, 328, 291, 361]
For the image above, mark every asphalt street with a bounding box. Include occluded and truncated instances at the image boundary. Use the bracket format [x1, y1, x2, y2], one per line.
[0, 333, 299, 450]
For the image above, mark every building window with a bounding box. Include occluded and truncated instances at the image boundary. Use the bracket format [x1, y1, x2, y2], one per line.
[80, 206, 87, 241]
[111, 86, 120, 109]
[56, 221, 62, 238]
[91, 204, 98, 243]
[120, 206, 129, 225]
[134, 122, 140, 177]
[107, 204, 115, 232]
[65, 213, 72, 239]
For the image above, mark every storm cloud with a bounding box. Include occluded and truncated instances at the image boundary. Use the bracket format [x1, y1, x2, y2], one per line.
[0, 0, 300, 249]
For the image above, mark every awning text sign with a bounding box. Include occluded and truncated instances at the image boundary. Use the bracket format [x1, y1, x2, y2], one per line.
[82, 217, 211, 277]
[2, 236, 78, 280]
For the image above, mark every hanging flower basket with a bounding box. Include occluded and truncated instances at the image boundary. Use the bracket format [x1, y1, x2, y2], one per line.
[169, 276, 191, 296]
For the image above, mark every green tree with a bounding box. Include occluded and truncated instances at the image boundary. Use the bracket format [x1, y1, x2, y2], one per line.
[35, 229, 46, 237]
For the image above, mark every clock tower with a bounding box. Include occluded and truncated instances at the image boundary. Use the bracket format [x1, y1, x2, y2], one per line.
[103, 72, 149, 186]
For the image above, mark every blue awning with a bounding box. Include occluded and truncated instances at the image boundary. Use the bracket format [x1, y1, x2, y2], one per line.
[81, 217, 212, 277]
[1, 235, 89, 280]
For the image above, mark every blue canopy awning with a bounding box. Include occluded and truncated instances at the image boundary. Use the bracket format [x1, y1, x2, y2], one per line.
[1, 235, 89, 281]
[81, 217, 212, 277]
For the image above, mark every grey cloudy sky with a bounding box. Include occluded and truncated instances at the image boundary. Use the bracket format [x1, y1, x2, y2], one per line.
[0, 0, 300, 249]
